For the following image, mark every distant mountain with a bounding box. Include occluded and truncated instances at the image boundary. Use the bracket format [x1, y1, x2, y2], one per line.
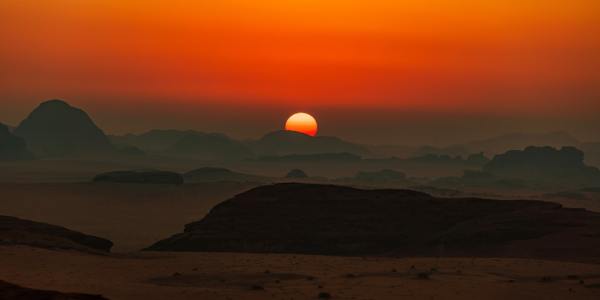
[14, 99, 113, 157]
[466, 132, 579, 156]
[257, 152, 362, 162]
[0, 215, 113, 253]
[411, 145, 470, 158]
[112, 130, 254, 160]
[252, 130, 370, 156]
[184, 167, 269, 183]
[0, 123, 34, 160]
[147, 183, 600, 261]
[166, 132, 253, 160]
[483, 146, 600, 186]
[109, 129, 199, 152]
[406, 152, 489, 166]
[366, 144, 416, 158]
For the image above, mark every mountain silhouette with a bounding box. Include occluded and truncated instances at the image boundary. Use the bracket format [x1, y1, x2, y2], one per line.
[14, 100, 113, 157]
[165, 132, 253, 160]
[146, 183, 600, 260]
[411, 145, 470, 158]
[110, 129, 199, 152]
[0, 123, 34, 160]
[257, 152, 362, 162]
[252, 130, 370, 156]
[112, 129, 254, 160]
[466, 131, 580, 155]
[483, 146, 600, 186]
[433, 146, 600, 189]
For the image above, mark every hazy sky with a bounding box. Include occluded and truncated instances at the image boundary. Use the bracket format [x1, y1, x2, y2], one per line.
[1, 1, 599, 144]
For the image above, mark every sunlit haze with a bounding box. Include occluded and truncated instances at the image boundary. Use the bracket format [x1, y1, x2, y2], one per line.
[1, 0, 599, 144]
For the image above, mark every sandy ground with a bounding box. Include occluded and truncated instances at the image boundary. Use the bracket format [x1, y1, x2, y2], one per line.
[1, 246, 599, 300]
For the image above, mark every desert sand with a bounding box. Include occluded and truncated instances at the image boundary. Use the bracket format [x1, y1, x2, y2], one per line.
[1, 246, 599, 300]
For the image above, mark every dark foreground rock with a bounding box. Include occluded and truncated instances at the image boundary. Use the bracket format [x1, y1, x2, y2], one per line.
[147, 183, 600, 261]
[0, 215, 113, 253]
[93, 170, 184, 185]
[0, 280, 108, 300]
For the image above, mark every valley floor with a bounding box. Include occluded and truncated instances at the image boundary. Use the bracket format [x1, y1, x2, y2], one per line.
[1, 246, 599, 300]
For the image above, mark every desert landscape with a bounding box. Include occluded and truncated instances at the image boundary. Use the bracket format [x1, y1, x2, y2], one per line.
[2, 1, 600, 299]
[1, 100, 600, 300]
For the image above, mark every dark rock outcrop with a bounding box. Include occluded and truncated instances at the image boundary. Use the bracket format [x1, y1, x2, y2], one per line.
[0, 215, 113, 253]
[184, 167, 268, 183]
[0, 123, 33, 160]
[93, 170, 184, 185]
[147, 183, 600, 261]
[252, 130, 370, 156]
[0, 280, 109, 300]
[13, 100, 113, 157]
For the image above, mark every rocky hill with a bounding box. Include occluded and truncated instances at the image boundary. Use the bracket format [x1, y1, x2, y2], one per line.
[0, 215, 113, 253]
[13, 100, 113, 157]
[147, 183, 600, 261]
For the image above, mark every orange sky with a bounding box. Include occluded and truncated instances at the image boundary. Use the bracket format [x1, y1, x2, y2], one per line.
[0, 1, 599, 142]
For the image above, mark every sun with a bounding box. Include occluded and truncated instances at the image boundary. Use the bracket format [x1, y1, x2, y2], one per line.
[285, 112, 318, 136]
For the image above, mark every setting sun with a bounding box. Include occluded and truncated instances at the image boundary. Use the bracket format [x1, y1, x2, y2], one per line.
[285, 112, 318, 136]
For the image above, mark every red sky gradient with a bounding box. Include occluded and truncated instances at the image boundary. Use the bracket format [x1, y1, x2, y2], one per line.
[1, 0, 599, 143]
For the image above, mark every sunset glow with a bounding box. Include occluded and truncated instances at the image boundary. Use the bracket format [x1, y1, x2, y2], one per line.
[285, 113, 318, 136]
[1, 0, 599, 113]
[1, 0, 599, 142]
